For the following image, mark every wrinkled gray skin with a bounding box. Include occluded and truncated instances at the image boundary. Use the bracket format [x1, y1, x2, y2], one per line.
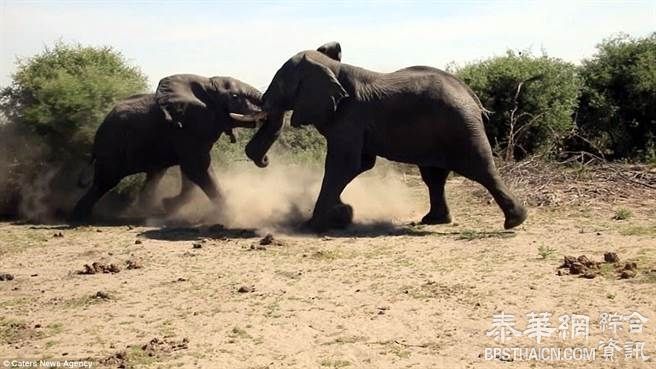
[246, 42, 527, 231]
[70, 74, 262, 221]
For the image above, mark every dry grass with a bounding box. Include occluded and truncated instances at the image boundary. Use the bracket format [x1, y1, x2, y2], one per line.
[464, 159, 656, 208]
[1, 161, 655, 368]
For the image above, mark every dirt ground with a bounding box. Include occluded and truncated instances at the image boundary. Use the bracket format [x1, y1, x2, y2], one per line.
[1, 170, 655, 368]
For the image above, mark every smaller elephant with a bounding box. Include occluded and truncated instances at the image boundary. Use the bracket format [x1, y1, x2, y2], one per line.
[70, 74, 265, 221]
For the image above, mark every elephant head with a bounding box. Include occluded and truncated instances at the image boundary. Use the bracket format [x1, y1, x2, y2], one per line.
[209, 76, 266, 129]
[155, 74, 265, 139]
[243, 42, 345, 167]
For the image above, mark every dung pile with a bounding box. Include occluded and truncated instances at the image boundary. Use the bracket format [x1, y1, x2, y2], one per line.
[557, 252, 640, 279]
[78, 258, 145, 274]
[99, 337, 189, 367]
[558, 255, 601, 278]
[78, 262, 121, 275]
[141, 337, 189, 355]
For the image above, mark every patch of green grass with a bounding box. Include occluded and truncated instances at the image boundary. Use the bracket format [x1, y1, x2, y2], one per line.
[46, 322, 64, 335]
[122, 345, 157, 366]
[612, 208, 632, 220]
[60, 295, 109, 309]
[643, 272, 656, 284]
[0, 318, 59, 344]
[0, 229, 50, 256]
[0, 297, 33, 310]
[275, 270, 301, 280]
[158, 319, 175, 337]
[456, 229, 515, 241]
[320, 358, 351, 368]
[322, 335, 367, 346]
[393, 256, 415, 267]
[629, 253, 656, 284]
[401, 281, 472, 301]
[537, 244, 557, 259]
[0, 318, 34, 344]
[391, 347, 411, 359]
[598, 263, 618, 279]
[310, 249, 342, 261]
[578, 208, 594, 218]
[620, 225, 656, 236]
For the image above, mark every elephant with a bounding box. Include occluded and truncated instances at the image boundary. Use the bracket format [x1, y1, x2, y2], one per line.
[243, 42, 528, 231]
[70, 74, 265, 221]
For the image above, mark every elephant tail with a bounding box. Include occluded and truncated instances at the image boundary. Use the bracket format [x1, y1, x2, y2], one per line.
[463, 84, 493, 120]
[77, 156, 95, 188]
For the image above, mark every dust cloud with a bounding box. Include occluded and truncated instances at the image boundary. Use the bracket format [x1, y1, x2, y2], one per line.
[160, 157, 423, 233]
[1, 118, 424, 228]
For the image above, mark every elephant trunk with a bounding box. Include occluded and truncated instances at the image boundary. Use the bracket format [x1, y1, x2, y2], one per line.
[245, 110, 285, 168]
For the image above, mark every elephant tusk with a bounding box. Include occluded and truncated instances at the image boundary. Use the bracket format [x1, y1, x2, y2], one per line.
[229, 112, 268, 122]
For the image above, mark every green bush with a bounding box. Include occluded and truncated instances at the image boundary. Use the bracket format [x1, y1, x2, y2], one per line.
[212, 129, 256, 166]
[0, 42, 148, 218]
[212, 112, 326, 167]
[1, 41, 148, 161]
[576, 33, 656, 161]
[273, 116, 326, 165]
[452, 51, 581, 160]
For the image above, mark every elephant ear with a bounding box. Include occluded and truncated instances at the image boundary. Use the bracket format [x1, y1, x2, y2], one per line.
[316, 41, 342, 61]
[290, 55, 348, 127]
[155, 75, 208, 115]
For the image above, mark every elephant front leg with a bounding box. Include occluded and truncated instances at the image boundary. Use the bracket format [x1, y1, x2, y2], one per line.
[137, 169, 167, 213]
[179, 154, 225, 209]
[162, 174, 196, 213]
[308, 146, 364, 232]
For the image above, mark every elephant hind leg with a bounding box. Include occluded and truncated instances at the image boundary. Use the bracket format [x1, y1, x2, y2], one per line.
[70, 185, 103, 222]
[70, 164, 122, 222]
[418, 166, 451, 225]
[452, 158, 527, 229]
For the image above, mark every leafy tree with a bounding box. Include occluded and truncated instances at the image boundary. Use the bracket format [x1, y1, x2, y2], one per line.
[0, 41, 148, 161]
[452, 51, 581, 160]
[576, 33, 656, 160]
[0, 42, 147, 218]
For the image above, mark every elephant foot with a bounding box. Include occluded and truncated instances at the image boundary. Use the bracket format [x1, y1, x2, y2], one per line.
[504, 204, 528, 229]
[162, 196, 186, 214]
[68, 214, 91, 225]
[136, 198, 162, 215]
[300, 218, 323, 233]
[327, 203, 353, 229]
[420, 212, 452, 225]
[68, 206, 92, 224]
[304, 204, 354, 233]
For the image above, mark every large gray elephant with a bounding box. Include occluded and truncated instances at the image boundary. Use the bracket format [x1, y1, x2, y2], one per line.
[70, 74, 264, 221]
[244, 42, 527, 231]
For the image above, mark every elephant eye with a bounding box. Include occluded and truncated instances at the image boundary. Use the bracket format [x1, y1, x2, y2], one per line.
[230, 93, 239, 100]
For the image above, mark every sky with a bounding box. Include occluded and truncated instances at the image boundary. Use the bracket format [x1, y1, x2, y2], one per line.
[1, 0, 654, 89]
